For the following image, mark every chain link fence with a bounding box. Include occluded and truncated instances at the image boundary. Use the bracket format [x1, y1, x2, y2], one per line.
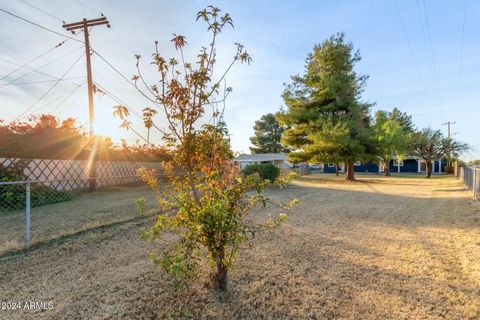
[0, 176, 160, 256]
[459, 166, 480, 199]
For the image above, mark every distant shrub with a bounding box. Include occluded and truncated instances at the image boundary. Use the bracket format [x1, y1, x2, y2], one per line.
[242, 163, 280, 181]
[0, 160, 75, 214]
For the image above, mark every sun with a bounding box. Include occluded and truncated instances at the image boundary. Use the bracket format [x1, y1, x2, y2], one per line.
[94, 105, 128, 142]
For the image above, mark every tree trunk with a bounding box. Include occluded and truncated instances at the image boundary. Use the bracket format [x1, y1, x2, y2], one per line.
[335, 163, 339, 176]
[345, 162, 355, 181]
[384, 163, 391, 176]
[211, 248, 228, 291]
[426, 161, 432, 178]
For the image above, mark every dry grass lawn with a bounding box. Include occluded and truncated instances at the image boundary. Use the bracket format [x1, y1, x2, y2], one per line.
[0, 173, 479, 319]
[0, 185, 157, 255]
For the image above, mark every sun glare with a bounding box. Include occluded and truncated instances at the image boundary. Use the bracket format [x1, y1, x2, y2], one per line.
[94, 105, 128, 142]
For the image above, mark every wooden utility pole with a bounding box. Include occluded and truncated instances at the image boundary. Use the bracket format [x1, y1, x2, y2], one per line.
[442, 121, 456, 139]
[442, 121, 456, 174]
[63, 17, 110, 190]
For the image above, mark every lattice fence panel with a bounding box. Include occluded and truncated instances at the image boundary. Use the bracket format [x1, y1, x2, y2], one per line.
[95, 160, 163, 188]
[0, 158, 163, 191]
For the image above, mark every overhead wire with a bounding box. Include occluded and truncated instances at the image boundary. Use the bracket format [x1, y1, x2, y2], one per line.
[18, 0, 65, 23]
[94, 80, 166, 136]
[0, 39, 69, 81]
[72, 0, 103, 15]
[32, 81, 86, 115]
[0, 7, 83, 43]
[93, 81, 154, 145]
[91, 49, 137, 91]
[415, 0, 436, 86]
[458, 0, 467, 87]
[14, 52, 85, 121]
[0, 45, 84, 89]
[0, 76, 85, 86]
[420, 0, 439, 89]
[394, 0, 429, 96]
[0, 57, 60, 81]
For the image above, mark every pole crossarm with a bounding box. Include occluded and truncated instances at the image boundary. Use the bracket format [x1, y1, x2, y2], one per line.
[442, 121, 456, 139]
[62, 17, 109, 32]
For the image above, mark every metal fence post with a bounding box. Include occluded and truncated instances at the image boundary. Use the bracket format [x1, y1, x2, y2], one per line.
[25, 180, 31, 250]
[474, 169, 478, 199]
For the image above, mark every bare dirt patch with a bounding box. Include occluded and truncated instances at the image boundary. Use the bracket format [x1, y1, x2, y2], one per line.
[0, 174, 479, 319]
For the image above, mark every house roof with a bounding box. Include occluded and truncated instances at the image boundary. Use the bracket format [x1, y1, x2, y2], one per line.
[235, 153, 287, 162]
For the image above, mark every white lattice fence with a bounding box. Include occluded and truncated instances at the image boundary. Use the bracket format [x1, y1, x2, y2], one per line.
[0, 158, 163, 190]
[95, 161, 163, 188]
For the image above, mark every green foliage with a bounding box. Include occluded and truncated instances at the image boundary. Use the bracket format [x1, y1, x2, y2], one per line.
[242, 163, 280, 182]
[468, 160, 480, 166]
[0, 159, 27, 181]
[0, 183, 75, 214]
[0, 160, 75, 214]
[373, 108, 413, 174]
[132, 6, 298, 291]
[278, 32, 375, 180]
[249, 113, 288, 154]
[411, 128, 469, 178]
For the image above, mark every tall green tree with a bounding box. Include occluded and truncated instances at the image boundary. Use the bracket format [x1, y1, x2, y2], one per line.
[278, 33, 374, 181]
[249, 113, 288, 154]
[373, 108, 413, 176]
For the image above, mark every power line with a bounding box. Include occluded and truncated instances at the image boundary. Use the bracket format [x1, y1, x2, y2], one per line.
[92, 49, 137, 90]
[420, 0, 439, 89]
[12, 81, 86, 137]
[14, 53, 85, 121]
[73, 0, 103, 15]
[19, 0, 65, 23]
[94, 80, 166, 136]
[35, 81, 86, 115]
[394, 0, 428, 95]
[110, 26, 136, 55]
[415, 0, 436, 86]
[93, 81, 142, 118]
[93, 82, 154, 145]
[0, 57, 59, 81]
[458, 0, 467, 87]
[0, 7, 82, 43]
[0, 76, 85, 86]
[0, 39, 69, 81]
[0, 45, 84, 89]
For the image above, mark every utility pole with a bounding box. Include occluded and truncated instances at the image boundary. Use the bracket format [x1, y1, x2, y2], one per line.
[442, 121, 456, 139]
[63, 16, 110, 191]
[442, 121, 456, 173]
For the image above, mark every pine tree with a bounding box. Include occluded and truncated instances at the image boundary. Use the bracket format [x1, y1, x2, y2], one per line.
[278, 33, 374, 181]
[249, 113, 288, 154]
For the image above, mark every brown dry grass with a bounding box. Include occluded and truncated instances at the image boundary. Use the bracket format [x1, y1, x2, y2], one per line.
[0, 174, 479, 319]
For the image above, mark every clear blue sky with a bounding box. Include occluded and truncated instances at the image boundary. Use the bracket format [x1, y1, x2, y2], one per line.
[0, 0, 478, 160]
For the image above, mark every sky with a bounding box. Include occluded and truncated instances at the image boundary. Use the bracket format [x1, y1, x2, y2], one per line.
[0, 0, 478, 160]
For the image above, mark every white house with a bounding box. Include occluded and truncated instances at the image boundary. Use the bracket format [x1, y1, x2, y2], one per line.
[234, 153, 291, 170]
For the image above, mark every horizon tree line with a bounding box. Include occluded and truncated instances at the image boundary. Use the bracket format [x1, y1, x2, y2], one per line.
[249, 33, 469, 180]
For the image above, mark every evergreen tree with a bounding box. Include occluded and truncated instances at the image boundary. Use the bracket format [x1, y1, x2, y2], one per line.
[278, 33, 374, 181]
[249, 113, 288, 154]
